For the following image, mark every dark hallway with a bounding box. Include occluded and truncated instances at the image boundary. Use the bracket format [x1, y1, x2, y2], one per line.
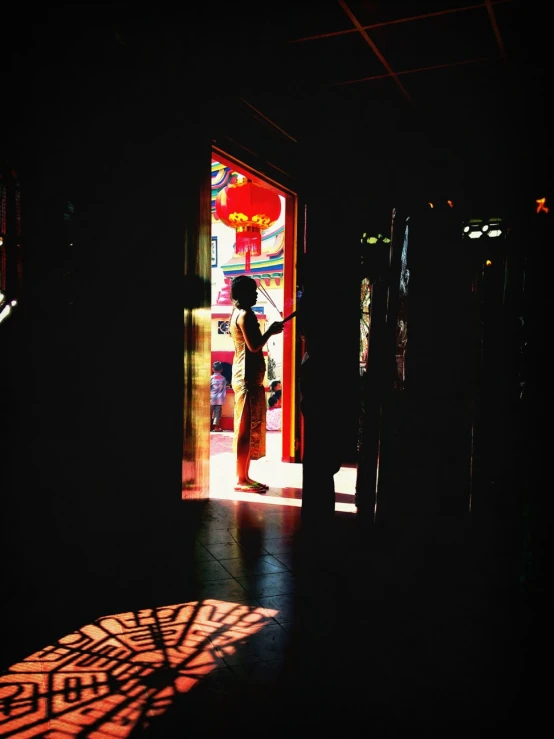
[1, 2, 550, 736]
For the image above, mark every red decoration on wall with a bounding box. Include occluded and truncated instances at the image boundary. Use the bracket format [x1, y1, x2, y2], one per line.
[217, 278, 232, 304]
[215, 178, 281, 271]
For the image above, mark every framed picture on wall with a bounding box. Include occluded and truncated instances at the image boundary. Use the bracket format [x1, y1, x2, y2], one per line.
[211, 236, 218, 268]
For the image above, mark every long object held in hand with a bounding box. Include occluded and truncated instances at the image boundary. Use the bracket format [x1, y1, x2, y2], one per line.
[282, 311, 296, 323]
[256, 281, 281, 314]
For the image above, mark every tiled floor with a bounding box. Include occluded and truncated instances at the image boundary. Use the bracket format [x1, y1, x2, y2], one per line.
[0, 436, 542, 737]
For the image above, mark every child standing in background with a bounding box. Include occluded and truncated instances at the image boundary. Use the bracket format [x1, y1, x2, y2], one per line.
[210, 361, 227, 432]
[266, 390, 282, 431]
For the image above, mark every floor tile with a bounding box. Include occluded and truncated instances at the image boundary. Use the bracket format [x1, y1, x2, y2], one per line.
[212, 622, 290, 666]
[260, 536, 295, 555]
[194, 665, 239, 695]
[193, 579, 255, 604]
[195, 528, 237, 545]
[232, 526, 296, 546]
[194, 542, 216, 562]
[219, 554, 289, 578]
[236, 571, 296, 598]
[203, 541, 246, 560]
[269, 551, 295, 570]
[194, 560, 235, 582]
[256, 593, 296, 624]
[230, 657, 286, 683]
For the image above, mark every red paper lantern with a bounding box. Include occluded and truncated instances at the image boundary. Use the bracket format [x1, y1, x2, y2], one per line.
[215, 178, 281, 271]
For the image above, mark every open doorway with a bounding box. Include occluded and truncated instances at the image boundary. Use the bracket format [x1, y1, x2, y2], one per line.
[209, 152, 300, 501]
[206, 151, 357, 512]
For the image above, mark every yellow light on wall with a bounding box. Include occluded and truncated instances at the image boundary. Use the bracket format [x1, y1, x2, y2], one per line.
[361, 233, 391, 244]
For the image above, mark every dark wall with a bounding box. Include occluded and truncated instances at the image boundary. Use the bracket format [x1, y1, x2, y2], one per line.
[2, 6, 308, 663]
[2, 9, 215, 661]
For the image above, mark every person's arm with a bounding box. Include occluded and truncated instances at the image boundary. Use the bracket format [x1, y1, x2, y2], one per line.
[238, 310, 283, 353]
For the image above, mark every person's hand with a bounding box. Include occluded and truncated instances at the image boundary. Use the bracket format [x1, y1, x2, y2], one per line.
[268, 321, 284, 335]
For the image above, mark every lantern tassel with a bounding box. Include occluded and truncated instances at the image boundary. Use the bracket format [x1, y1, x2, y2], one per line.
[245, 252, 251, 272]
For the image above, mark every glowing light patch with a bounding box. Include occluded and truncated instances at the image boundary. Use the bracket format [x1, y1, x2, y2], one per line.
[468, 231, 482, 239]
[0, 600, 278, 738]
[487, 229, 502, 238]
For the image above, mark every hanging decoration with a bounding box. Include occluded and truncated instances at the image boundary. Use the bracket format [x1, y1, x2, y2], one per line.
[215, 176, 281, 271]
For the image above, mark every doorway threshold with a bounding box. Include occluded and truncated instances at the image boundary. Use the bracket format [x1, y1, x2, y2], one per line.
[210, 430, 356, 512]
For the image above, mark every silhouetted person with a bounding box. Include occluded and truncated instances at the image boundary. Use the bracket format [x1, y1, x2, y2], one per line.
[230, 275, 284, 492]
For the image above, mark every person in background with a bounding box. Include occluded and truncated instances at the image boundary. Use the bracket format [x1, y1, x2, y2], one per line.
[266, 390, 282, 431]
[230, 275, 284, 492]
[210, 361, 227, 432]
[270, 379, 282, 394]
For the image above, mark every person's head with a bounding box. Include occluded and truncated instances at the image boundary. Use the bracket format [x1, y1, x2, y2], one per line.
[212, 361, 223, 374]
[231, 275, 258, 309]
[270, 380, 282, 393]
[268, 394, 281, 409]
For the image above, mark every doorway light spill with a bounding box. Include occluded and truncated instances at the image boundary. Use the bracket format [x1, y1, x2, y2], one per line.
[0, 599, 278, 738]
[210, 432, 358, 512]
[208, 488, 357, 513]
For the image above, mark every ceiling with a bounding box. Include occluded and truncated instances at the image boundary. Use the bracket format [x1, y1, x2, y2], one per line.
[6, 1, 550, 205]
[8, 1, 549, 133]
[207, 0, 546, 132]
[202, 0, 550, 205]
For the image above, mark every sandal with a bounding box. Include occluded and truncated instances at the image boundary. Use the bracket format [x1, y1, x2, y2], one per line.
[233, 482, 268, 493]
[245, 478, 269, 489]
